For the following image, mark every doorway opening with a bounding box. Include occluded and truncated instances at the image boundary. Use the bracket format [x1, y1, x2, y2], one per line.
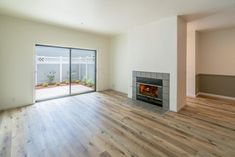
[35, 44, 96, 101]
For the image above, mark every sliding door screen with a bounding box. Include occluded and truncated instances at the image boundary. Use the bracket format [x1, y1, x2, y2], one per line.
[35, 45, 96, 101]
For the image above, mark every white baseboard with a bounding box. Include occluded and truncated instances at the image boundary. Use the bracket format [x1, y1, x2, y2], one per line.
[0, 103, 32, 111]
[197, 92, 235, 101]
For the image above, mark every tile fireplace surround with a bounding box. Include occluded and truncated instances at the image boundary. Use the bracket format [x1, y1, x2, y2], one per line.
[132, 71, 170, 112]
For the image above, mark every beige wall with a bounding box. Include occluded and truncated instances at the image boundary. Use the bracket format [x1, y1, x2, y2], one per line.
[0, 15, 110, 110]
[186, 29, 196, 97]
[186, 24, 202, 97]
[110, 16, 187, 112]
[198, 28, 235, 75]
[186, 22, 201, 97]
[177, 17, 187, 111]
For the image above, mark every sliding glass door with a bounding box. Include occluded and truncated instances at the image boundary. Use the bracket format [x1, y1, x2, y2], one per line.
[35, 45, 96, 101]
[71, 49, 96, 95]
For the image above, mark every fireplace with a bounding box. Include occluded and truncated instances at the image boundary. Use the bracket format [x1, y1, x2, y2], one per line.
[136, 77, 163, 107]
[139, 84, 158, 97]
[132, 71, 169, 111]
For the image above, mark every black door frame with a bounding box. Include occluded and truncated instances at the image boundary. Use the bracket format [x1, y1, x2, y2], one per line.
[35, 44, 97, 102]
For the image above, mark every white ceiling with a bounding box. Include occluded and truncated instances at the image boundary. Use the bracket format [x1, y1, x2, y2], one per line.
[188, 7, 235, 32]
[0, 0, 235, 35]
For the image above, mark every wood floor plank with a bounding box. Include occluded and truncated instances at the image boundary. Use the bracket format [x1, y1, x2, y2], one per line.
[0, 91, 235, 157]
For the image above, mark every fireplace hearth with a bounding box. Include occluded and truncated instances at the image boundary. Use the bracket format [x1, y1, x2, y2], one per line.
[132, 71, 170, 111]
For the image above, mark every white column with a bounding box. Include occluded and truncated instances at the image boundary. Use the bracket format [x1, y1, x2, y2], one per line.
[60, 56, 63, 82]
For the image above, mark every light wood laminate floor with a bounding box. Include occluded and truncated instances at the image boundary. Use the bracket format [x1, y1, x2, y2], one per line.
[0, 90, 235, 157]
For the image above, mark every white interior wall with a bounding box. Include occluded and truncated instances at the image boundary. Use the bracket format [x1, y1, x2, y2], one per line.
[110, 16, 187, 112]
[0, 15, 110, 110]
[110, 34, 129, 94]
[0, 15, 187, 112]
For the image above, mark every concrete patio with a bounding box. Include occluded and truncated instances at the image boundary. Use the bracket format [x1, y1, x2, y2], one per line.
[36, 84, 94, 100]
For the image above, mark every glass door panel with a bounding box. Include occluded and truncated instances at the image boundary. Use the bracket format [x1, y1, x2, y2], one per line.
[71, 49, 96, 94]
[35, 45, 70, 100]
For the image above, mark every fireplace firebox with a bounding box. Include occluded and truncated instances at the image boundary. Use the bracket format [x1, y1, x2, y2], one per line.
[136, 77, 163, 107]
[139, 84, 158, 97]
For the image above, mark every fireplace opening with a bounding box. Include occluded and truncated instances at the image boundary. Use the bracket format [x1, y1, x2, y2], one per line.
[139, 84, 158, 98]
[136, 77, 163, 107]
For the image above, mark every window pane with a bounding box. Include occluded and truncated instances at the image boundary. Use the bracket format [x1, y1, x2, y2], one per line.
[35, 46, 70, 100]
[71, 49, 96, 94]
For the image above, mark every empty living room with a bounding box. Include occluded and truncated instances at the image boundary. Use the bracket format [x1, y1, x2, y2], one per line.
[0, 0, 235, 157]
